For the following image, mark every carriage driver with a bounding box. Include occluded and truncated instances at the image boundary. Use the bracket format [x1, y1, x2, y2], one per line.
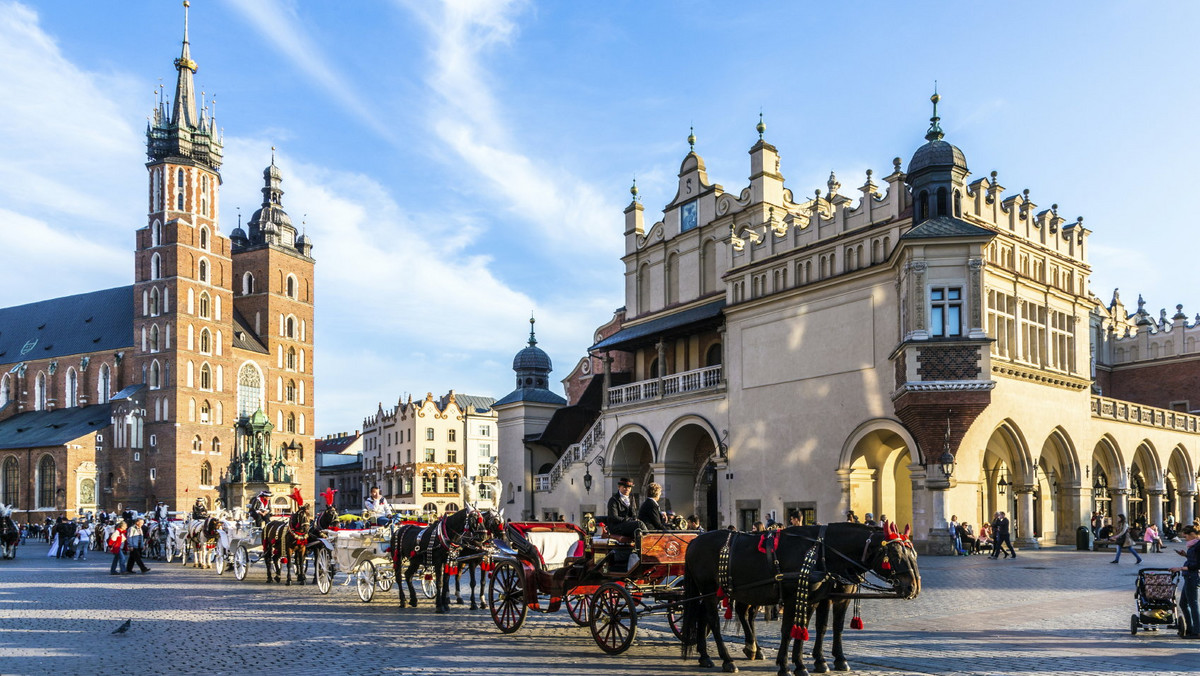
[606, 477, 645, 539]
[248, 490, 272, 527]
[191, 497, 209, 520]
[363, 486, 391, 525]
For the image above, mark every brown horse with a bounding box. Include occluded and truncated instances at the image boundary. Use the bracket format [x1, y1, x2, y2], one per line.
[263, 505, 312, 585]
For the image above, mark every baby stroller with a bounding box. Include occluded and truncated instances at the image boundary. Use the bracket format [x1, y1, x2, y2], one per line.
[1130, 568, 1183, 635]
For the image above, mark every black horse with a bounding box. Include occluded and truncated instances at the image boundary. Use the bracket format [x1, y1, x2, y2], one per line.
[730, 581, 859, 672]
[305, 503, 339, 584]
[390, 507, 484, 613]
[0, 505, 19, 559]
[450, 509, 505, 610]
[263, 504, 312, 585]
[681, 522, 920, 675]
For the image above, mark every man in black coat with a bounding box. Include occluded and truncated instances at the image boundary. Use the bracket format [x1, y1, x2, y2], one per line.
[989, 511, 1016, 559]
[638, 482, 671, 531]
[606, 477, 642, 538]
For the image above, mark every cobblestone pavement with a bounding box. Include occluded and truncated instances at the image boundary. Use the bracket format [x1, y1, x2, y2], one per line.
[0, 543, 1196, 675]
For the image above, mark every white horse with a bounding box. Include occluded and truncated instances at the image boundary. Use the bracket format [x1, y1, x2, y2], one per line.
[186, 516, 222, 568]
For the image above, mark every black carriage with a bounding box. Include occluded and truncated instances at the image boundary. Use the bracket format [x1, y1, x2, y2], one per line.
[487, 521, 699, 654]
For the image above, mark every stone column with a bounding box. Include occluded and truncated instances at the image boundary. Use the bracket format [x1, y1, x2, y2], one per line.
[1111, 488, 1130, 521]
[1149, 489, 1165, 529]
[921, 468, 955, 555]
[1060, 484, 1088, 545]
[836, 468, 853, 522]
[1014, 486, 1040, 548]
[601, 354, 612, 411]
[1180, 491, 1197, 525]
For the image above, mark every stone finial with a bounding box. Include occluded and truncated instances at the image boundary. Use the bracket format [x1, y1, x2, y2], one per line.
[827, 171, 840, 197]
[893, 157, 902, 172]
[1174, 304, 1187, 321]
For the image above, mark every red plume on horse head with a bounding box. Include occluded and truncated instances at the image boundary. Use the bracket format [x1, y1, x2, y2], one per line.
[290, 487, 304, 508]
[321, 487, 337, 507]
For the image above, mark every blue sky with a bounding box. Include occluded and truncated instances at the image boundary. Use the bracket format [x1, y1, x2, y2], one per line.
[1, 1, 1197, 435]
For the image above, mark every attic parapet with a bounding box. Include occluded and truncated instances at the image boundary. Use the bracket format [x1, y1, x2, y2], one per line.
[965, 173, 1090, 264]
[1102, 299, 1200, 365]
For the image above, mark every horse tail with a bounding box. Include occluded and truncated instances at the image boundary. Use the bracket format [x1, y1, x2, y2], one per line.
[680, 565, 701, 658]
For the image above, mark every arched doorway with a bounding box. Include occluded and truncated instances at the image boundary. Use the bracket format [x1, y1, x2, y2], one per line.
[659, 419, 718, 529]
[1036, 428, 1080, 545]
[981, 422, 1033, 543]
[607, 427, 654, 508]
[843, 424, 915, 528]
[1091, 436, 1124, 522]
[1130, 442, 1160, 528]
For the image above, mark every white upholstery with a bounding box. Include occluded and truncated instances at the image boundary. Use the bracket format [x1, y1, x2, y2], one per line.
[525, 531, 582, 570]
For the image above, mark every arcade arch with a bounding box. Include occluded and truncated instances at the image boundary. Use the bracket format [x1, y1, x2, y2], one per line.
[841, 420, 917, 529]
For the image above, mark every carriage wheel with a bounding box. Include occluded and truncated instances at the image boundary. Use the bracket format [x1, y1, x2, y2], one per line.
[214, 547, 227, 575]
[1130, 614, 1139, 635]
[590, 582, 638, 655]
[232, 546, 249, 581]
[165, 540, 176, 563]
[378, 565, 395, 593]
[566, 593, 591, 626]
[315, 549, 333, 594]
[356, 562, 376, 602]
[488, 560, 527, 634]
[421, 567, 438, 599]
[667, 602, 685, 641]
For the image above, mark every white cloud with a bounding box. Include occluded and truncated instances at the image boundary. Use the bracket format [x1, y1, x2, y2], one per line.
[0, 209, 129, 303]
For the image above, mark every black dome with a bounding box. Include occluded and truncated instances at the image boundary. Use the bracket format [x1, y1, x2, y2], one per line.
[513, 344, 551, 372]
[908, 139, 967, 176]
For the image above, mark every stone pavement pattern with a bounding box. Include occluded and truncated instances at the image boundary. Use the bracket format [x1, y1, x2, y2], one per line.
[0, 544, 1196, 675]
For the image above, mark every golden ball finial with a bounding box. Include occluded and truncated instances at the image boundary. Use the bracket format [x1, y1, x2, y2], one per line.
[687, 125, 696, 151]
[630, 178, 639, 199]
[931, 92, 940, 105]
[183, 0, 190, 7]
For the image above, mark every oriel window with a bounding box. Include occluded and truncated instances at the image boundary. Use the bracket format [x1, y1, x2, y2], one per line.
[930, 287, 962, 337]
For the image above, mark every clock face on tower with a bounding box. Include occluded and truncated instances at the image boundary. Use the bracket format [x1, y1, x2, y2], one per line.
[681, 200, 698, 233]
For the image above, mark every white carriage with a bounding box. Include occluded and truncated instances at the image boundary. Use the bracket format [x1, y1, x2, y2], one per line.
[220, 520, 265, 580]
[313, 525, 396, 602]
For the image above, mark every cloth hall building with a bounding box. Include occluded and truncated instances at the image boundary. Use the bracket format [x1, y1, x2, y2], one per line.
[0, 8, 315, 520]
[497, 100, 1200, 553]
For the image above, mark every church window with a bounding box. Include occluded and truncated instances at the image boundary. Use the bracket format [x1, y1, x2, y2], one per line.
[930, 287, 962, 338]
[285, 316, 295, 338]
[198, 259, 208, 283]
[199, 363, 212, 391]
[215, 401, 222, 424]
[199, 328, 211, 354]
[192, 435, 203, 453]
[151, 253, 162, 280]
[150, 288, 160, 316]
[176, 168, 185, 211]
[200, 226, 209, 251]
[200, 461, 212, 486]
[0, 373, 11, 409]
[299, 414, 306, 435]
[287, 347, 296, 370]
[242, 272, 255, 295]
[199, 292, 210, 318]
[97, 364, 111, 404]
[215, 330, 222, 356]
[65, 368, 78, 408]
[151, 221, 161, 247]
[36, 456, 55, 509]
[200, 400, 211, 424]
[200, 176, 209, 217]
[286, 380, 296, 403]
[286, 413, 296, 433]
[286, 274, 297, 299]
[150, 361, 161, 389]
[150, 324, 160, 352]
[33, 372, 47, 409]
[2, 457, 18, 506]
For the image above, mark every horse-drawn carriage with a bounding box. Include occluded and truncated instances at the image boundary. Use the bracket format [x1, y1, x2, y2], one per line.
[224, 520, 266, 580]
[312, 522, 397, 602]
[486, 521, 698, 654]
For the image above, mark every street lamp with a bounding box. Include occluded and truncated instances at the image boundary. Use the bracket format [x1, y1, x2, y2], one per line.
[583, 456, 605, 493]
[938, 450, 956, 480]
[998, 469, 1009, 495]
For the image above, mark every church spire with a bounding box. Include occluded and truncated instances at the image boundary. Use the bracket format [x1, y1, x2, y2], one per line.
[171, 1, 199, 129]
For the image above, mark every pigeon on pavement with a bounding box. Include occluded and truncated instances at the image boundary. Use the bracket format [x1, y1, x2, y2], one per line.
[111, 619, 132, 635]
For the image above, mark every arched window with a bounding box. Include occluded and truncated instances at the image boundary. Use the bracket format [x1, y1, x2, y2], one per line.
[242, 272, 255, 295]
[200, 461, 212, 486]
[211, 436, 221, 455]
[917, 190, 929, 224]
[37, 456, 56, 509]
[285, 380, 296, 403]
[286, 413, 296, 433]
[444, 473, 459, 494]
[936, 187, 948, 217]
[199, 328, 211, 354]
[286, 347, 296, 370]
[149, 361, 161, 389]
[444, 503, 458, 514]
[199, 363, 212, 391]
[151, 220, 161, 247]
[0, 373, 11, 409]
[151, 253, 162, 280]
[35, 372, 47, 410]
[2, 457, 18, 506]
[422, 474, 436, 493]
[954, 189, 962, 217]
[149, 324, 160, 352]
[638, 263, 651, 314]
[176, 168, 185, 212]
[705, 343, 723, 367]
[198, 259, 208, 283]
[198, 292, 210, 318]
[150, 287, 160, 316]
[665, 253, 679, 306]
[200, 400, 211, 424]
[199, 226, 209, 250]
[423, 502, 438, 515]
[97, 363, 111, 404]
[200, 176, 209, 217]
[192, 435, 202, 452]
[286, 275, 297, 299]
[701, 239, 717, 295]
[285, 316, 295, 338]
[65, 368, 78, 407]
[238, 363, 262, 420]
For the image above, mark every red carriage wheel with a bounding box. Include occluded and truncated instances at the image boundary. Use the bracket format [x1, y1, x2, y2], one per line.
[590, 582, 638, 655]
[667, 602, 685, 641]
[488, 560, 527, 634]
[566, 593, 591, 626]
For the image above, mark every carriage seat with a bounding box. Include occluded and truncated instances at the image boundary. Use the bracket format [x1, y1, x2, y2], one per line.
[594, 521, 635, 546]
[506, 524, 584, 571]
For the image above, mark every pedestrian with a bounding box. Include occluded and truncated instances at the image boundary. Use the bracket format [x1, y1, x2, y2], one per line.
[108, 521, 128, 575]
[1090, 512, 1103, 538]
[74, 521, 91, 561]
[1109, 514, 1143, 565]
[989, 511, 1016, 559]
[125, 517, 150, 573]
[1170, 525, 1200, 639]
[789, 511, 804, 527]
[949, 515, 967, 555]
[750, 521, 764, 533]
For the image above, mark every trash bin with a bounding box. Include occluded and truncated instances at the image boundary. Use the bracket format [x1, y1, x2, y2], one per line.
[1076, 525, 1093, 551]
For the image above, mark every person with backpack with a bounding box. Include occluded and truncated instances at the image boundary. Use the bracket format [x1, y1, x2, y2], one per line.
[108, 521, 128, 575]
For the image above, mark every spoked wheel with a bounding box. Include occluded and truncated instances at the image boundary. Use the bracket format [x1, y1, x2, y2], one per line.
[667, 602, 685, 641]
[421, 567, 437, 599]
[378, 565, 395, 593]
[488, 560, 527, 634]
[1131, 614, 1139, 635]
[315, 549, 332, 594]
[356, 562, 376, 602]
[165, 541, 176, 563]
[590, 582, 638, 655]
[214, 547, 227, 575]
[566, 592, 592, 626]
[232, 546, 249, 581]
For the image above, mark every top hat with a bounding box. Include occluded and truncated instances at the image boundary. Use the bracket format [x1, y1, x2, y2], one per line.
[618, 477, 634, 488]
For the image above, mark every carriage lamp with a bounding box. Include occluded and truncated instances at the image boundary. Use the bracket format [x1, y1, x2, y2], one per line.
[938, 450, 956, 479]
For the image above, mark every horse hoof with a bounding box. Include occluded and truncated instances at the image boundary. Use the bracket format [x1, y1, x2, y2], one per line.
[834, 660, 850, 672]
[456, 599, 464, 605]
[721, 661, 738, 673]
[754, 649, 765, 661]
[813, 663, 829, 674]
[698, 656, 715, 668]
